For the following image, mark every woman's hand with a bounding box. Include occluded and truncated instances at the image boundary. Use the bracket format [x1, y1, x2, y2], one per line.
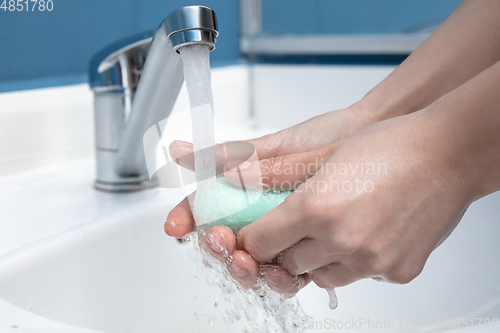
[166, 60, 500, 295]
[164, 0, 500, 296]
[164, 105, 377, 295]
[238, 58, 500, 293]
[237, 109, 473, 290]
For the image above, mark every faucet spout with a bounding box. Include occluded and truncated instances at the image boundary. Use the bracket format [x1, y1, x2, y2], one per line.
[89, 6, 218, 191]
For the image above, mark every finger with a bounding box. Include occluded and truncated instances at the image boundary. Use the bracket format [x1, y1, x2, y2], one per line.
[168, 131, 296, 172]
[169, 140, 224, 173]
[263, 265, 312, 296]
[199, 225, 236, 260]
[280, 238, 343, 275]
[312, 262, 361, 289]
[246, 116, 345, 158]
[167, 108, 352, 174]
[224, 145, 335, 190]
[237, 191, 308, 262]
[229, 250, 260, 288]
[165, 197, 195, 238]
[169, 140, 259, 175]
[169, 140, 197, 171]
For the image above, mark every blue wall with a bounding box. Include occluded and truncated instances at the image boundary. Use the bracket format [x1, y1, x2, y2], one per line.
[0, 0, 240, 92]
[262, 0, 462, 35]
[0, 1, 464, 92]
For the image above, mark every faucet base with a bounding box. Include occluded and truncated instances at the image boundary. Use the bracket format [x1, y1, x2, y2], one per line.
[94, 180, 157, 193]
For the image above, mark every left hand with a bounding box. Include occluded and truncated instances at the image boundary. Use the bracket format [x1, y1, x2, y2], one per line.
[237, 108, 472, 290]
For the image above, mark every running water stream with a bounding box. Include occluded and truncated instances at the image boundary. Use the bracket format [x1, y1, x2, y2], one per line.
[178, 44, 312, 332]
[178, 44, 218, 225]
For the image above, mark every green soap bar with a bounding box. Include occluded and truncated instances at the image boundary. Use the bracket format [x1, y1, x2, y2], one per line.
[195, 177, 292, 231]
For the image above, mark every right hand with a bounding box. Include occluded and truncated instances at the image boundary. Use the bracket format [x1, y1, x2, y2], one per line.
[165, 104, 377, 295]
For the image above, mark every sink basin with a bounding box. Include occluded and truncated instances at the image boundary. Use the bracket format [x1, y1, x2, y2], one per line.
[0, 164, 499, 333]
[0, 65, 499, 332]
[0, 184, 215, 332]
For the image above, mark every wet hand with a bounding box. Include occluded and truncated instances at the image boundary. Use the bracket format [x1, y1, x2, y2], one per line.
[165, 195, 311, 293]
[165, 105, 375, 294]
[237, 110, 472, 290]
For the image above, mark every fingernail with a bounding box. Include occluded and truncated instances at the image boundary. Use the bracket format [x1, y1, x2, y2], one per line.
[207, 232, 227, 255]
[173, 140, 192, 148]
[263, 266, 282, 287]
[227, 161, 252, 172]
[231, 262, 250, 278]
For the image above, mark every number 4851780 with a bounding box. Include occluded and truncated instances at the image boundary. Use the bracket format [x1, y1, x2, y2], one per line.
[1, 0, 53, 11]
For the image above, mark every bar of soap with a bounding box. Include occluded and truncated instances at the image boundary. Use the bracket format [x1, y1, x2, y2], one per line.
[194, 177, 292, 231]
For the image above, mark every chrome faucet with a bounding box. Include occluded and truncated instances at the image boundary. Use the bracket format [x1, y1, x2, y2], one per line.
[89, 6, 218, 191]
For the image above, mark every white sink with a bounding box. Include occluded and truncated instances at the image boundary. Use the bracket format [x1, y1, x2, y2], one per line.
[0, 179, 207, 332]
[0, 166, 499, 333]
[0, 65, 499, 332]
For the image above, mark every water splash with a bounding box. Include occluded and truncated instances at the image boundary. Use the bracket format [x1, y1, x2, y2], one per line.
[191, 231, 312, 332]
[179, 44, 312, 332]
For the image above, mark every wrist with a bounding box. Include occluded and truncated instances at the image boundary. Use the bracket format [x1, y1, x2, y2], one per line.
[420, 100, 500, 203]
[353, 87, 421, 124]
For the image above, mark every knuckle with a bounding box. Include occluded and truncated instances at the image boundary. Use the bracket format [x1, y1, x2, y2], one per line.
[259, 159, 274, 181]
[311, 269, 331, 289]
[312, 264, 358, 289]
[281, 250, 300, 275]
[242, 235, 267, 263]
[388, 263, 423, 284]
[273, 155, 287, 177]
[260, 156, 285, 187]
[330, 230, 363, 255]
[362, 251, 395, 276]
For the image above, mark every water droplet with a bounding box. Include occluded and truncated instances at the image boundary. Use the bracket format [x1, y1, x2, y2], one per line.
[327, 288, 338, 309]
[209, 315, 216, 326]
